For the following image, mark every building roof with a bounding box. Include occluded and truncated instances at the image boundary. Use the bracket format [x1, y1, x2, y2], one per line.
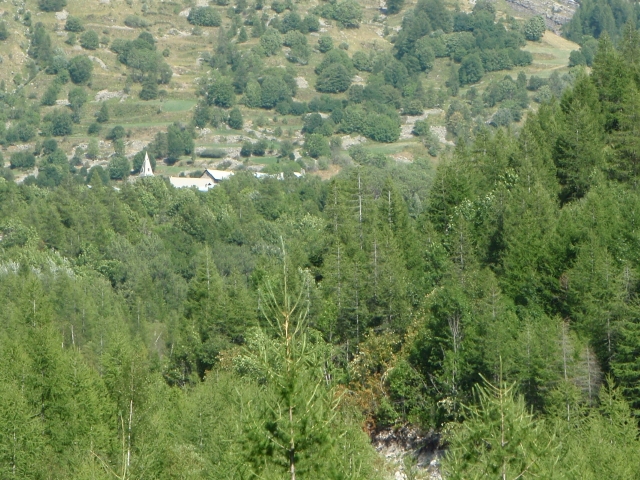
[169, 177, 216, 191]
[139, 153, 154, 177]
[201, 169, 235, 182]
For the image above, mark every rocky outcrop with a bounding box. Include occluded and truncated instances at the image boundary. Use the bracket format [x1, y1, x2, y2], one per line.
[373, 427, 445, 479]
[506, 0, 578, 33]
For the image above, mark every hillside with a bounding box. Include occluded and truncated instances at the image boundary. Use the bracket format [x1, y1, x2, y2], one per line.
[0, 0, 580, 185]
[5, 0, 640, 479]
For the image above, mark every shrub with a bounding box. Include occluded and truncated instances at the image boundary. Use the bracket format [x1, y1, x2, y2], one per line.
[199, 148, 227, 158]
[188, 7, 222, 27]
[10, 151, 36, 169]
[316, 63, 351, 93]
[65, 16, 84, 32]
[38, 0, 66, 12]
[304, 134, 330, 158]
[108, 156, 131, 180]
[240, 141, 253, 157]
[252, 139, 268, 156]
[260, 28, 283, 56]
[107, 126, 126, 140]
[0, 21, 8, 41]
[139, 77, 159, 100]
[459, 53, 484, 85]
[68, 56, 93, 84]
[124, 15, 151, 28]
[80, 30, 99, 50]
[524, 15, 545, 41]
[50, 110, 73, 136]
[352, 51, 373, 72]
[386, 0, 404, 14]
[88, 123, 102, 135]
[318, 35, 333, 53]
[228, 107, 243, 129]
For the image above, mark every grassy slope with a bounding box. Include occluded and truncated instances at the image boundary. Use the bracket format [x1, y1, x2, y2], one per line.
[0, 0, 578, 178]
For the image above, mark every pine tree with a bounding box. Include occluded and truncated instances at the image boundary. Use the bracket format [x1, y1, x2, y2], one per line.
[443, 375, 558, 479]
[242, 245, 342, 478]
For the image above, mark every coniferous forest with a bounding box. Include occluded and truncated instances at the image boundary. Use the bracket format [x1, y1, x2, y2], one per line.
[6, 0, 640, 477]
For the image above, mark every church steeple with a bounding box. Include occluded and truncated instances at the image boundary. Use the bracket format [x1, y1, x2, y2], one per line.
[139, 152, 154, 177]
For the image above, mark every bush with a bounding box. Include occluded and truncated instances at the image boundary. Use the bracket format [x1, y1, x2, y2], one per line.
[199, 148, 227, 158]
[252, 139, 268, 156]
[68, 56, 93, 84]
[459, 53, 484, 85]
[50, 110, 73, 136]
[386, 0, 404, 14]
[188, 7, 222, 27]
[304, 134, 330, 158]
[87, 165, 109, 185]
[524, 15, 545, 41]
[333, 0, 363, 28]
[10, 151, 36, 169]
[124, 15, 151, 28]
[88, 123, 102, 135]
[38, 0, 66, 12]
[491, 108, 513, 127]
[65, 16, 84, 33]
[41, 83, 60, 106]
[569, 50, 587, 67]
[318, 35, 333, 53]
[5, 123, 36, 143]
[42, 138, 58, 155]
[80, 30, 99, 50]
[315, 63, 351, 93]
[228, 107, 243, 129]
[107, 126, 126, 140]
[240, 141, 253, 157]
[363, 113, 400, 143]
[260, 28, 283, 56]
[0, 21, 8, 41]
[139, 77, 159, 100]
[108, 156, 131, 180]
[527, 75, 547, 91]
[352, 51, 373, 72]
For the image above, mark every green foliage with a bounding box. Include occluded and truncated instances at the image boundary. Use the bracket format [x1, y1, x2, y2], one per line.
[96, 103, 109, 123]
[108, 156, 131, 179]
[524, 15, 546, 41]
[227, 107, 243, 129]
[124, 15, 151, 28]
[9, 151, 36, 169]
[64, 16, 84, 33]
[80, 30, 99, 50]
[443, 378, 556, 479]
[459, 53, 484, 85]
[38, 0, 66, 12]
[49, 110, 73, 137]
[0, 21, 10, 41]
[260, 27, 283, 56]
[316, 63, 352, 93]
[188, 7, 222, 26]
[68, 56, 93, 84]
[387, 0, 405, 14]
[139, 76, 159, 100]
[29, 23, 52, 66]
[207, 77, 235, 108]
[304, 133, 331, 158]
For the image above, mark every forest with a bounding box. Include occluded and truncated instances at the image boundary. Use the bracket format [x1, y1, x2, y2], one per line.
[2, 27, 640, 477]
[3, 0, 640, 476]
